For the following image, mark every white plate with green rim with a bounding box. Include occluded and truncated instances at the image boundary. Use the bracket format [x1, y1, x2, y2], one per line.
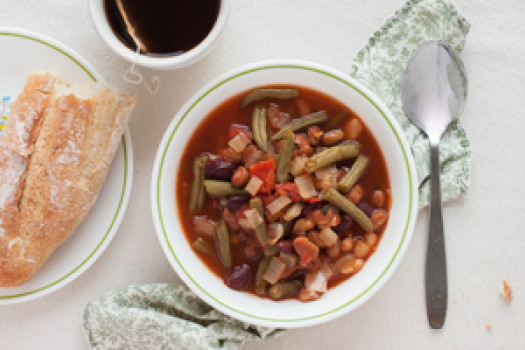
[0, 27, 133, 304]
[151, 60, 417, 328]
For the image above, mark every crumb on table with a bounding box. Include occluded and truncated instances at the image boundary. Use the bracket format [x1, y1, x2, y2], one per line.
[500, 280, 512, 302]
[485, 321, 492, 331]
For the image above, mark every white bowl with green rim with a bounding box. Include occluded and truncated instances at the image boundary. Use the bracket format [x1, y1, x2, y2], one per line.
[151, 60, 418, 328]
[0, 27, 133, 304]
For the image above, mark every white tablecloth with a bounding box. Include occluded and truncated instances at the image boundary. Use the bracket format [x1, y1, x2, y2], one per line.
[1, 1, 524, 349]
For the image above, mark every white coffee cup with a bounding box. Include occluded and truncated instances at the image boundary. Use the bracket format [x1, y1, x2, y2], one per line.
[88, 0, 230, 70]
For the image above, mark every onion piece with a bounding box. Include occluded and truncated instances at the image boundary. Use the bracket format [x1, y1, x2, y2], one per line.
[299, 288, 321, 302]
[283, 203, 304, 221]
[315, 165, 338, 190]
[263, 256, 286, 285]
[279, 252, 299, 279]
[294, 175, 317, 199]
[333, 254, 357, 274]
[267, 222, 285, 245]
[267, 196, 292, 215]
[245, 176, 263, 196]
[315, 165, 337, 178]
[228, 133, 251, 153]
[318, 227, 338, 247]
[244, 208, 263, 229]
[304, 270, 328, 293]
[289, 155, 308, 176]
[320, 262, 334, 280]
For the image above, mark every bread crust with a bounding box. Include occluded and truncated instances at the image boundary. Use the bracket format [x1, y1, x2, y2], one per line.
[0, 72, 136, 287]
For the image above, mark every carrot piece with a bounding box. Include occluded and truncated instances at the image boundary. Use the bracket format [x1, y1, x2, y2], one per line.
[293, 236, 319, 265]
[249, 158, 276, 194]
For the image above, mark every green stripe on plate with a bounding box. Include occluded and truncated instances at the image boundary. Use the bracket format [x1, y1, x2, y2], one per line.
[0, 30, 129, 300]
[156, 64, 414, 322]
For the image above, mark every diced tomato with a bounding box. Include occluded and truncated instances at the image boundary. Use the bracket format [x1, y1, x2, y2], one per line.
[229, 124, 253, 140]
[304, 197, 321, 203]
[275, 182, 302, 202]
[249, 158, 276, 194]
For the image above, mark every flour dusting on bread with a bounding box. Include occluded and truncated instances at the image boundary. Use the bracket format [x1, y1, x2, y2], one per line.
[0, 70, 136, 287]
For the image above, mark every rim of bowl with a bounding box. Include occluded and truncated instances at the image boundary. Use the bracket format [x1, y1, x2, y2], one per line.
[88, 0, 230, 70]
[151, 59, 418, 328]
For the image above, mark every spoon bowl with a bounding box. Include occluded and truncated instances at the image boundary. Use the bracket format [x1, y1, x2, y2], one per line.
[402, 41, 467, 142]
[401, 40, 468, 329]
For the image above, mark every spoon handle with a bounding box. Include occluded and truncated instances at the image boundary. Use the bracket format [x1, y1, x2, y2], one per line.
[426, 142, 447, 329]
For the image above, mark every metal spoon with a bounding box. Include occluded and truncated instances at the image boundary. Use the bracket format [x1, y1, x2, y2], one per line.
[401, 40, 468, 329]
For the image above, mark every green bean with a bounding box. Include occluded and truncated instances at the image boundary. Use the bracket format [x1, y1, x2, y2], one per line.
[250, 197, 268, 246]
[189, 154, 210, 213]
[216, 220, 232, 269]
[192, 238, 214, 254]
[271, 111, 328, 141]
[268, 280, 303, 300]
[252, 106, 268, 152]
[337, 155, 369, 193]
[304, 143, 360, 172]
[203, 180, 249, 196]
[241, 88, 299, 108]
[323, 187, 373, 232]
[255, 256, 272, 295]
[322, 109, 348, 131]
[275, 128, 295, 183]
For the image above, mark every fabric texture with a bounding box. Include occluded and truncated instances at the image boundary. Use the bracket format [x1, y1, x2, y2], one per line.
[83, 284, 282, 350]
[82, 0, 472, 349]
[350, 0, 471, 208]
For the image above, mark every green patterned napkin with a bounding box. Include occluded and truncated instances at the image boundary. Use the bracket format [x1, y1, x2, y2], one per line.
[350, 0, 471, 208]
[83, 1, 471, 349]
[83, 284, 281, 350]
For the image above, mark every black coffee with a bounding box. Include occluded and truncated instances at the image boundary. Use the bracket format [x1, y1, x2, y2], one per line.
[104, 0, 220, 56]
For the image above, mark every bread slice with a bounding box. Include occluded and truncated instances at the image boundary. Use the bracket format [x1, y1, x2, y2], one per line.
[0, 71, 136, 287]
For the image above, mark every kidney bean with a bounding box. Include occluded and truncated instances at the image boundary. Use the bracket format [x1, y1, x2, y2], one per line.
[322, 129, 344, 146]
[222, 208, 240, 231]
[225, 264, 253, 290]
[340, 237, 354, 252]
[364, 232, 378, 247]
[346, 118, 363, 139]
[358, 202, 374, 217]
[245, 238, 262, 260]
[204, 158, 235, 181]
[220, 147, 243, 164]
[326, 240, 341, 259]
[333, 214, 353, 233]
[353, 239, 370, 259]
[224, 194, 251, 212]
[371, 209, 389, 231]
[231, 166, 250, 188]
[276, 240, 295, 254]
[371, 190, 386, 208]
[307, 126, 323, 146]
[346, 184, 363, 203]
